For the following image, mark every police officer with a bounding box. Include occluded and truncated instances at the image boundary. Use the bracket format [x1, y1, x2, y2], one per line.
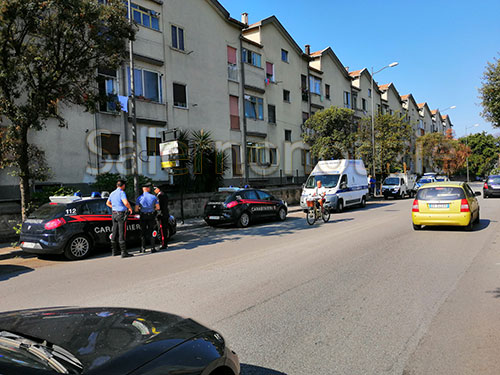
[136, 183, 160, 253]
[153, 185, 169, 250]
[106, 180, 133, 258]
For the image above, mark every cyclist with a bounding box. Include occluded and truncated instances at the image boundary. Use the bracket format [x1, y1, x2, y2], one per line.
[312, 180, 327, 210]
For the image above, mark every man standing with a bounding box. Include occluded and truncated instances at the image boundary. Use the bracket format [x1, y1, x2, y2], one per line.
[136, 183, 160, 253]
[154, 185, 169, 250]
[106, 180, 133, 258]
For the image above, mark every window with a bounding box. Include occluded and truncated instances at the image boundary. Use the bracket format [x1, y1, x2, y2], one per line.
[285, 129, 292, 142]
[257, 190, 273, 200]
[243, 190, 259, 200]
[227, 46, 238, 81]
[269, 148, 277, 165]
[302, 112, 309, 124]
[229, 95, 240, 130]
[171, 25, 185, 51]
[377, 104, 381, 113]
[146, 137, 161, 156]
[283, 89, 290, 102]
[81, 200, 110, 215]
[301, 74, 308, 102]
[242, 48, 261, 67]
[173, 83, 187, 108]
[368, 88, 372, 98]
[97, 68, 117, 112]
[231, 145, 242, 176]
[309, 76, 321, 95]
[268, 104, 276, 124]
[281, 49, 288, 62]
[127, 68, 162, 102]
[352, 93, 358, 110]
[325, 84, 330, 99]
[266, 62, 274, 82]
[362, 98, 367, 111]
[390, 109, 393, 115]
[244, 95, 263, 120]
[343, 91, 351, 108]
[127, 3, 160, 31]
[100, 133, 120, 160]
[247, 142, 265, 164]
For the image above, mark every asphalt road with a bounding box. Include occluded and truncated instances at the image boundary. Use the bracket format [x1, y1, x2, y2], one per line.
[1, 183, 500, 374]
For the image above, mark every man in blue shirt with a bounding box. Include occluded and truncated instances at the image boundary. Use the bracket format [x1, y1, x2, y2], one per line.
[106, 179, 133, 258]
[136, 183, 160, 253]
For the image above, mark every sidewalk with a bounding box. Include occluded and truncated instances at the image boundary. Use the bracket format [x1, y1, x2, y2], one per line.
[0, 205, 304, 262]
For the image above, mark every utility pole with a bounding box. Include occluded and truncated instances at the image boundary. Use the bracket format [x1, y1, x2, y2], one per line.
[128, 0, 139, 197]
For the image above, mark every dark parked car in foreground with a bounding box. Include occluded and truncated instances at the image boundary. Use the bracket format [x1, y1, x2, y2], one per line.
[483, 175, 500, 198]
[204, 187, 287, 228]
[0, 307, 240, 375]
[20, 195, 176, 260]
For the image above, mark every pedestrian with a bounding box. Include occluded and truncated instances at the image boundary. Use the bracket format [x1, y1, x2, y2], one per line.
[370, 175, 377, 197]
[136, 183, 160, 253]
[367, 174, 372, 196]
[106, 179, 133, 258]
[153, 185, 169, 250]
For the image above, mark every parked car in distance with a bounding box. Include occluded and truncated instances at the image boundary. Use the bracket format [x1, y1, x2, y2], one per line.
[0, 307, 240, 375]
[204, 187, 287, 228]
[435, 175, 450, 182]
[382, 173, 417, 199]
[483, 175, 500, 198]
[415, 176, 436, 190]
[20, 195, 176, 260]
[412, 182, 480, 231]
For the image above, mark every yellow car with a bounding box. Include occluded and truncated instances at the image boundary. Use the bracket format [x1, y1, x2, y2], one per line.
[412, 181, 480, 230]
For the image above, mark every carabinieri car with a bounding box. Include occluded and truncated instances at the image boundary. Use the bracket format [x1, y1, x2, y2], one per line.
[20, 195, 176, 260]
[0, 307, 240, 375]
[204, 187, 288, 228]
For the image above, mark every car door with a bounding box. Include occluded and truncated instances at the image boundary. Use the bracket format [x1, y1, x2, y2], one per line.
[79, 200, 113, 245]
[241, 190, 263, 220]
[339, 174, 353, 206]
[256, 190, 278, 218]
[464, 183, 479, 217]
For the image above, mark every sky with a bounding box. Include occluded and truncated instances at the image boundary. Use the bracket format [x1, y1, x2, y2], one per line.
[221, 0, 500, 137]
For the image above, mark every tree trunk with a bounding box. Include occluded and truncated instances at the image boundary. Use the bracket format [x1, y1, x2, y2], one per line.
[18, 124, 31, 222]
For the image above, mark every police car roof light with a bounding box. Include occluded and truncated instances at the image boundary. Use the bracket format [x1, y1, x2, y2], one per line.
[218, 187, 242, 192]
[91, 191, 101, 198]
[49, 196, 82, 203]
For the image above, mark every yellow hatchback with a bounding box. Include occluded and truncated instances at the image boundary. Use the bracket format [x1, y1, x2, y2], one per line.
[412, 182, 480, 230]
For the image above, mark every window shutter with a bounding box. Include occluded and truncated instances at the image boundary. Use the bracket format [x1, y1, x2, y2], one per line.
[227, 46, 237, 65]
[266, 62, 273, 76]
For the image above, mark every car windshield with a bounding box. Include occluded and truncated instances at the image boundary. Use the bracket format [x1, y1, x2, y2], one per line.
[487, 176, 500, 184]
[384, 177, 399, 186]
[305, 174, 340, 188]
[208, 192, 234, 204]
[28, 203, 67, 219]
[418, 178, 433, 184]
[416, 187, 466, 201]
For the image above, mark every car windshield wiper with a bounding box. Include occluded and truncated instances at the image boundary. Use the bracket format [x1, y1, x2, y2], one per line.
[0, 330, 83, 374]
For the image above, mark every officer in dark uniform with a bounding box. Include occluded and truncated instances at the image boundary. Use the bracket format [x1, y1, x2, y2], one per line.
[106, 180, 133, 258]
[136, 183, 160, 253]
[153, 185, 169, 250]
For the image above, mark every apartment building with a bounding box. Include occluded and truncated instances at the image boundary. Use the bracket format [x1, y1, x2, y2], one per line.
[378, 83, 404, 116]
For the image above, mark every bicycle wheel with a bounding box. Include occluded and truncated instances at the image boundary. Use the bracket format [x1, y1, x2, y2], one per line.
[306, 208, 316, 225]
[322, 207, 331, 223]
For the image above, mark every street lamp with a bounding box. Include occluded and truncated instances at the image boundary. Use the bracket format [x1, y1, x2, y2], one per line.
[440, 105, 456, 112]
[371, 62, 398, 188]
[465, 123, 479, 182]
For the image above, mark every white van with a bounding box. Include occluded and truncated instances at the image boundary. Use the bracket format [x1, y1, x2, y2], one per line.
[381, 173, 417, 199]
[300, 160, 369, 212]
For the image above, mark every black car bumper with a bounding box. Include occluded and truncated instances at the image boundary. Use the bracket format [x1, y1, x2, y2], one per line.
[19, 233, 67, 255]
[484, 189, 500, 197]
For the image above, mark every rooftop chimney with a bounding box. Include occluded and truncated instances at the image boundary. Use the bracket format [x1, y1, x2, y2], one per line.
[345, 66, 349, 72]
[241, 13, 248, 25]
[305, 44, 310, 55]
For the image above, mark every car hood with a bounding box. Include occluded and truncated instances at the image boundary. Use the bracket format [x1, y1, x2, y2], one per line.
[0, 307, 212, 374]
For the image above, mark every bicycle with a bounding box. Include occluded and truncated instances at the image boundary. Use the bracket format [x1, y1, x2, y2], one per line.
[305, 197, 330, 225]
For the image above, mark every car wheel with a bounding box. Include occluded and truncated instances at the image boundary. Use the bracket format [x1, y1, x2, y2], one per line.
[412, 224, 422, 231]
[64, 235, 92, 260]
[336, 200, 344, 213]
[237, 212, 250, 228]
[359, 196, 366, 208]
[277, 207, 287, 221]
[483, 192, 488, 198]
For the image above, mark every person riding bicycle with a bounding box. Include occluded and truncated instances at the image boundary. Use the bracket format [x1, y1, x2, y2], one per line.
[312, 180, 327, 209]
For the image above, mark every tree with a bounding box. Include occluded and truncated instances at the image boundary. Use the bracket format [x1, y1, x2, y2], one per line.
[191, 130, 228, 192]
[417, 130, 470, 176]
[302, 106, 355, 160]
[0, 0, 134, 221]
[356, 113, 412, 176]
[458, 131, 500, 177]
[479, 55, 500, 127]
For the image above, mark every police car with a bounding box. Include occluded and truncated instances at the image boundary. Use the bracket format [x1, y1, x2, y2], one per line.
[204, 187, 288, 228]
[20, 194, 176, 260]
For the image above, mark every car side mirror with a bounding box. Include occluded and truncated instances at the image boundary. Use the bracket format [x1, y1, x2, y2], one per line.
[475, 191, 481, 196]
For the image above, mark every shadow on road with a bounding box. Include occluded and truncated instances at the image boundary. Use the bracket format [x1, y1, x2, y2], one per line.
[0, 249, 37, 261]
[485, 288, 500, 298]
[420, 219, 490, 232]
[0, 264, 34, 281]
[241, 364, 287, 375]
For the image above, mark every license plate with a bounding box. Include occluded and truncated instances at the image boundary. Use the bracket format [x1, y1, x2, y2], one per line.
[208, 216, 220, 220]
[22, 242, 37, 249]
[429, 203, 449, 209]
